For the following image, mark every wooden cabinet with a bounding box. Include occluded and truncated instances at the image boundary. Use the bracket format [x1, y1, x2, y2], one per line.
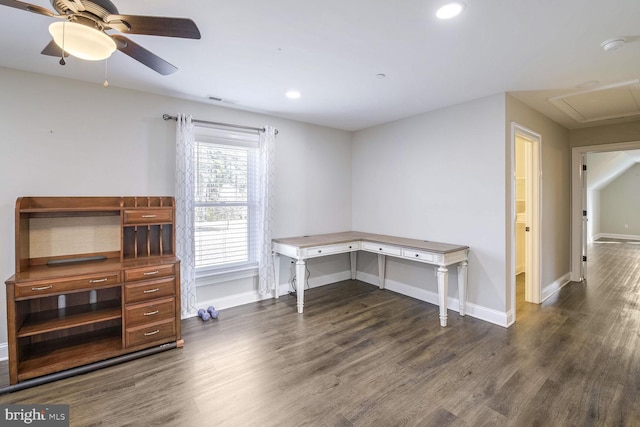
[4, 196, 182, 385]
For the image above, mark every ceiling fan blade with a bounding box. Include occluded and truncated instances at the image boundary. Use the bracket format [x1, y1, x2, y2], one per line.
[41, 40, 69, 57]
[111, 35, 178, 76]
[0, 0, 55, 16]
[105, 15, 201, 39]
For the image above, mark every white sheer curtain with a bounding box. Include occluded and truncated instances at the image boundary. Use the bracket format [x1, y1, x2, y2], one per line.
[175, 114, 197, 317]
[258, 126, 276, 296]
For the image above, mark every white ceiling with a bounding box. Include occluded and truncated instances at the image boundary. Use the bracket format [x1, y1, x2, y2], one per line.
[587, 150, 640, 191]
[1, 0, 640, 131]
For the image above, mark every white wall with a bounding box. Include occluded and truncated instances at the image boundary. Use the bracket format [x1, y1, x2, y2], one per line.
[600, 163, 640, 237]
[0, 67, 353, 344]
[586, 151, 638, 241]
[506, 95, 571, 303]
[352, 94, 508, 321]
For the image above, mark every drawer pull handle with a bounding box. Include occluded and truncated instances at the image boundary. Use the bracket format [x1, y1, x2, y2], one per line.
[143, 271, 160, 276]
[141, 215, 157, 218]
[144, 330, 160, 336]
[144, 310, 159, 316]
[379, 248, 383, 251]
[143, 288, 160, 294]
[317, 250, 322, 253]
[31, 285, 53, 291]
[89, 278, 108, 284]
[415, 254, 420, 258]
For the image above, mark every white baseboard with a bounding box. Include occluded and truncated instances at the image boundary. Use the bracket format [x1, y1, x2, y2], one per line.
[356, 272, 510, 328]
[194, 270, 352, 317]
[195, 290, 266, 317]
[542, 272, 571, 302]
[0, 343, 7, 362]
[595, 233, 640, 241]
[194, 269, 511, 328]
[505, 310, 515, 327]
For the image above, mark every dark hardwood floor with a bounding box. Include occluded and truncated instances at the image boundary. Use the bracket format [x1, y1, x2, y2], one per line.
[1, 240, 639, 426]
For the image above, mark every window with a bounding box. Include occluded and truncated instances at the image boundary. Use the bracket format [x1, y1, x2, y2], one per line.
[194, 126, 259, 274]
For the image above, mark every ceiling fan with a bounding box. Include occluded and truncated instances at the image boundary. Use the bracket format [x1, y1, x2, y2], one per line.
[0, 0, 201, 75]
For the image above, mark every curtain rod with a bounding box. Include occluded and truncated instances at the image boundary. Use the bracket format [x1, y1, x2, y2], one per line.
[162, 114, 277, 135]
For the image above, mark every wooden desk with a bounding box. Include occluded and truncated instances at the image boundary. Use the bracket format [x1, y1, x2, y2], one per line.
[272, 231, 469, 327]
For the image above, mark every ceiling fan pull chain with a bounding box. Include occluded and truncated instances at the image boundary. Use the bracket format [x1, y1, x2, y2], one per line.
[103, 59, 109, 87]
[59, 21, 66, 65]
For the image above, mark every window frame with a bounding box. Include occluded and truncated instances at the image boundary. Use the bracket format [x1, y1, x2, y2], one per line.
[193, 125, 260, 281]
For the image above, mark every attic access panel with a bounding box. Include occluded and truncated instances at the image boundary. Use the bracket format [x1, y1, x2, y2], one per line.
[549, 80, 640, 124]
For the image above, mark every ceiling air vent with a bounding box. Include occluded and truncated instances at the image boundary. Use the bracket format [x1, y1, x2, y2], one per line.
[548, 79, 640, 124]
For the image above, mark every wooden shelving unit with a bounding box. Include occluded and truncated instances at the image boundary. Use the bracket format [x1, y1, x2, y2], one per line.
[5, 196, 182, 385]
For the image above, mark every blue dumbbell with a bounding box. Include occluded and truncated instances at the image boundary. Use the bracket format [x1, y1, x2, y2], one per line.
[198, 308, 211, 321]
[207, 306, 219, 319]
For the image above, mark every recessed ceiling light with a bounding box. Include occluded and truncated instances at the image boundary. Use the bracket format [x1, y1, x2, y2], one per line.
[436, 2, 465, 20]
[286, 90, 301, 99]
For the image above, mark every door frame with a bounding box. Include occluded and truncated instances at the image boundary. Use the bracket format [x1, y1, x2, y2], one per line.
[570, 140, 640, 281]
[510, 123, 541, 321]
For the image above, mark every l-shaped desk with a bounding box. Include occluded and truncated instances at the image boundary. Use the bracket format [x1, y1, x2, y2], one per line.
[272, 231, 469, 327]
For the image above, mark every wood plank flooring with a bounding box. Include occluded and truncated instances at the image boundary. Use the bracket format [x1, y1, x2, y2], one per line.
[1, 240, 640, 426]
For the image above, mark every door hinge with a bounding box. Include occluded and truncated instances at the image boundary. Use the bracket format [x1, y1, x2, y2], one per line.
[525, 226, 530, 232]
[583, 256, 587, 262]
[582, 164, 587, 171]
[583, 210, 587, 217]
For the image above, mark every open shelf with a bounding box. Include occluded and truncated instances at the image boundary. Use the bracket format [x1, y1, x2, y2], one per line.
[18, 327, 123, 382]
[18, 300, 122, 338]
[123, 224, 174, 259]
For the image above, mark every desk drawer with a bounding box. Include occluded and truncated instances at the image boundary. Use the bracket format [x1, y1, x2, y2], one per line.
[362, 242, 402, 256]
[302, 242, 359, 257]
[15, 272, 121, 299]
[124, 277, 175, 304]
[125, 296, 176, 327]
[124, 264, 175, 282]
[125, 318, 175, 347]
[402, 249, 442, 264]
[123, 209, 173, 225]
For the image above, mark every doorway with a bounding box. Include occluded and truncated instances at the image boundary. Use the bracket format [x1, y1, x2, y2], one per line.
[511, 123, 541, 321]
[570, 140, 640, 281]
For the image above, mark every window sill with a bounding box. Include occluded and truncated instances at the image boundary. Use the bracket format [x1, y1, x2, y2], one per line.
[196, 265, 258, 287]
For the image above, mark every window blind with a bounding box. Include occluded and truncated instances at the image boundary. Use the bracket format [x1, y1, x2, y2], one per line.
[194, 126, 259, 271]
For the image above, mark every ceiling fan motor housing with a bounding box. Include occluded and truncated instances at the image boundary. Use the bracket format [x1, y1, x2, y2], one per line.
[50, 0, 119, 18]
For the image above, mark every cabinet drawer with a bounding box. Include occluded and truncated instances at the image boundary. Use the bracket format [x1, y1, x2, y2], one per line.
[125, 318, 175, 347]
[123, 209, 173, 225]
[362, 242, 402, 256]
[402, 249, 442, 264]
[124, 277, 175, 303]
[15, 273, 121, 299]
[125, 297, 176, 327]
[302, 242, 359, 258]
[124, 264, 175, 282]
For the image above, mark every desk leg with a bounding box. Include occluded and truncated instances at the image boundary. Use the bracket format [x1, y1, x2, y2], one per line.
[378, 254, 386, 289]
[457, 260, 468, 316]
[350, 251, 357, 280]
[437, 266, 449, 327]
[296, 259, 306, 313]
[273, 252, 280, 299]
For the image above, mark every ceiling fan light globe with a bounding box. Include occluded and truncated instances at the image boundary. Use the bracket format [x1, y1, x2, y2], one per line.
[49, 21, 116, 61]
